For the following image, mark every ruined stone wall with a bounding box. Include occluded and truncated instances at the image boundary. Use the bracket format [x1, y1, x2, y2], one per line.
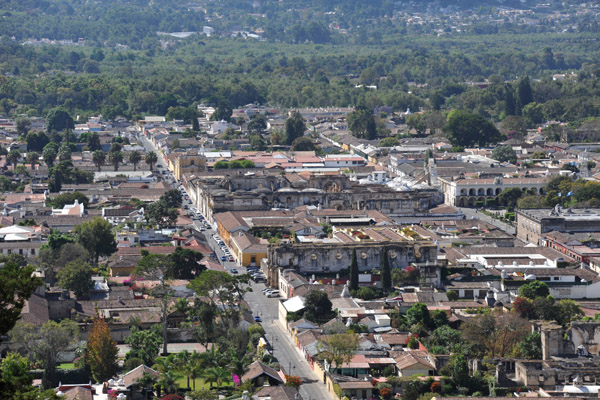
[569, 321, 600, 356]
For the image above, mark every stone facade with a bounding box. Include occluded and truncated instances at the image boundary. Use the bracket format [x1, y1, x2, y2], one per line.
[188, 171, 443, 223]
[265, 241, 437, 287]
[517, 207, 600, 245]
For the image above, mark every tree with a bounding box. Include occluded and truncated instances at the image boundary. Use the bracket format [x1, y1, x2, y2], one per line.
[518, 281, 550, 300]
[270, 130, 284, 146]
[48, 191, 89, 209]
[321, 333, 359, 373]
[291, 136, 316, 151]
[248, 114, 267, 134]
[87, 132, 101, 151]
[196, 301, 216, 349]
[349, 249, 359, 291]
[46, 107, 74, 132]
[0, 352, 57, 399]
[57, 260, 93, 298]
[347, 107, 376, 140]
[26, 151, 39, 170]
[249, 134, 265, 151]
[556, 299, 583, 326]
[169, 247, 204, 279]
[129, 150, 142, 171]
[108, 150, 123, 171]
[74, 217, 117, 265]
[460, 311, 529, 357]
[515, 76, 533, 115]
[58, 143, 71, 161]
[10, 319, 79, 388]
[449, 354, 470, 388]
[161, 189, 183, 209]
[15, 117, 31, 136]
[443, 110, 502, 147]
[145, 151, 158, 171]
[427, 325, 462, 354]
[497, 187, 522, 208]
[378, 137, 399, 147]
[86, 318, 119, 383]
[0, 261, 41, 335]
[514, 332, 541, 359]
[26, 131, 49, 152]
[381, 248, 392, 292]
[212, 100, 232, 122]
[406, 303, 432, 329]
[491, 145, 517, 164]
[303, 290, 335, 323]
[7, 149, 20, 169]
[92, 150, 106, 171]
[42, 143, 58, 168]
[285, 111, 306, 145]
[125, 327, 162, 366]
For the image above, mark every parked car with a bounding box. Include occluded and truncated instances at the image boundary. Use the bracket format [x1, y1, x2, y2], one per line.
[228, 256, 234, 262]
[254, 315, 262, 322]
[266, 290, 280, 298]
[231, 268, 238, 274]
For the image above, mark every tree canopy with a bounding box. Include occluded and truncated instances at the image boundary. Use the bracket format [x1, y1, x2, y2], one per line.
[443, 110, 502, 147]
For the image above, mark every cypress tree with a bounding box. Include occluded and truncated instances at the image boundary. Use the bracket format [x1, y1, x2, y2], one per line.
[381, 248, 391, 292]
[350, 249, 359, 291]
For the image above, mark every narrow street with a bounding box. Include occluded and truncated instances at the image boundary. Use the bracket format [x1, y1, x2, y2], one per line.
[245, 286, 335, 400]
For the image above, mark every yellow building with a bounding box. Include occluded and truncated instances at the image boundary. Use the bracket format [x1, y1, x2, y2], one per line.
[169, 152, 206, 181]
[230, 231, 268, 267]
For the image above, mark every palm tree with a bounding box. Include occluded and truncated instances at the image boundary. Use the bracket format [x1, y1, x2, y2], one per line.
[108, 150, 123, 171]
[138, 372, 158, 400]
[92, 150, 106, 172]
[26, 151, 39, 170]
[7, 149, 20, 169]
[203, 367, 220, 389]
[227, 348, 248, 377]
[175, 350, 192, 389]
[174, 298, 189, 315]
[145, 151, 158, 171]
[58, 143, 71, 161]
[189, 352, 206, 392]
[158, 370, 179, 395]
[152, 356, 173, 374]
[129, 150, 142, 171]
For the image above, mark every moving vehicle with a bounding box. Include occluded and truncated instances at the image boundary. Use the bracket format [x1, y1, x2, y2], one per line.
[220, 255, 226, 261]
[254, 315, 262, 322]
[231, 268, 238, 274]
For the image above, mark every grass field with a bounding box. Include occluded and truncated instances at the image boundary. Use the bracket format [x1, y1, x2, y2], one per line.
[175, 377, 234, 390]
[57, 363, 76, 370]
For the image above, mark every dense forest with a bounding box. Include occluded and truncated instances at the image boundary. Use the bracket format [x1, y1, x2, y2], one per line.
[0, 0, 599, 130]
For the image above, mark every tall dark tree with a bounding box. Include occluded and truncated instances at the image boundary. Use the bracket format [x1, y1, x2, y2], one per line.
[349, 249, 359, 291]
[285, 111, 306, 145]
[212, 100, 232, 122]
[515, 76, 533, 115]
[145, 151, 158, 171]
[87, 132, 101, 151]
[381, 248, 391, 292]
[74, 217, 117, 265]
[46, 107, 74, 132]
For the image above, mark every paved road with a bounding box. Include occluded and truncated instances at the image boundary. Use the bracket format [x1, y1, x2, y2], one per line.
[138, 134, 331, 398]
[457, 207, 516, 235]
[246, 285, 335, 400]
